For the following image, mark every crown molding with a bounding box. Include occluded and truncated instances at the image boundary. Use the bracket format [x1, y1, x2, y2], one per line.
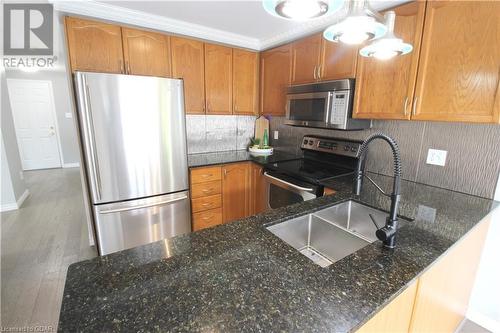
[51, 0, 408, 51]
[51, 0, 261, 50]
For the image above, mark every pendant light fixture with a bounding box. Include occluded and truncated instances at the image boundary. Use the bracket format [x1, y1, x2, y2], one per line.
[323, 0, 386, 44]
[359, 11, 413, 60]
[263, 0, 344, 20]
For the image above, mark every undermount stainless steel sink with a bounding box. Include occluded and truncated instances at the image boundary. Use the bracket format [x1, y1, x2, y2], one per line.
[267, 200, 398, 267]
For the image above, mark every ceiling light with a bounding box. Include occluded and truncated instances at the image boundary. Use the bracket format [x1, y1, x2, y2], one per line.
[263, 0, 344, 20]
[323, 0, 386, 44]
[359, 11, 413, 60]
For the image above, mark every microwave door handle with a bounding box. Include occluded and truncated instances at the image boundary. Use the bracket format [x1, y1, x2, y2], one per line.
[325, 92, 334, 124]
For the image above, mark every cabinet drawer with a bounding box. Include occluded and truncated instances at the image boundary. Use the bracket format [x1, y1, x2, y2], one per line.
[190, 166, 222, 184]
[191, 194, 222, 213]
[191, 180, 222, 198]
[192, 208, 223, 231]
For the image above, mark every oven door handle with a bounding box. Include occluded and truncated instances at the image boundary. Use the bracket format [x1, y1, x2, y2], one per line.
[263, 172, 314, 192]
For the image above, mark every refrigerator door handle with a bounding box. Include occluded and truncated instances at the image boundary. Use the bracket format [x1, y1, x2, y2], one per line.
[99, 195, 188, 214]
[81, 79, 102, 201]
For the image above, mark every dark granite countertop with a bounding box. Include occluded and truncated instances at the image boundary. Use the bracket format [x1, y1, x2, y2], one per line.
[58, 173, 499, 332]
[187, 149, 302, 168]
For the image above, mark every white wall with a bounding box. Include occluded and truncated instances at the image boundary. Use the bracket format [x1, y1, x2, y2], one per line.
[467, 174, 500, 332]
[1, 137, 16, 210]
[4, 14, 80, 166]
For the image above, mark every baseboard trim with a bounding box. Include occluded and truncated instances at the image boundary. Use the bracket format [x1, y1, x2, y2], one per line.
[0, 189, 29, 212]
[63, 162, 80, 168]
[0, 203, 18, 212]
[16, 189, 30, 208]
[467, 309, 500, 333]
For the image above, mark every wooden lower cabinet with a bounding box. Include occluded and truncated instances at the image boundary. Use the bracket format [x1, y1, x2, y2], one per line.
[222, 162, 250, 223]
[192, 208, 223, 231]
[357, 281, 418, 333]
[190, 162, 268, 231]
[408, 217, 491, 333]
[249, 163, 267, 215]
[356, 217, 490, 333]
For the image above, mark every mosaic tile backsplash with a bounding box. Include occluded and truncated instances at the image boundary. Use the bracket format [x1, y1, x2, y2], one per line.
[186, 115, 256, 154]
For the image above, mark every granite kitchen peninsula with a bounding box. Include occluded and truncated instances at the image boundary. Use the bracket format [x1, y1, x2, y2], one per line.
[58, 171, 498, 332]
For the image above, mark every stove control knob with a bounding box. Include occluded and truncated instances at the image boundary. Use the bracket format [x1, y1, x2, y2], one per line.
[344, 146, 350, 151]
[303, 139, 308, 145]
[351, 147, 357, 153]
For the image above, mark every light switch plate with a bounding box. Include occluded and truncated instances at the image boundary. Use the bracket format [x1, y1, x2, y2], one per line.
[65, 112, 73, 119]
[426, 149, 447, 166]
[273, 130, 279, 140]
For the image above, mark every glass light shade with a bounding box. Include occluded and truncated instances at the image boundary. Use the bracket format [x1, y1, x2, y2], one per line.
[263, 0, 344, 20]
[323, 15, 387, 44]
[359, 37, 413, 59]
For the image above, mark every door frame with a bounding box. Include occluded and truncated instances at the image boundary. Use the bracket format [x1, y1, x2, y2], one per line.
[7, 78, 64, 170]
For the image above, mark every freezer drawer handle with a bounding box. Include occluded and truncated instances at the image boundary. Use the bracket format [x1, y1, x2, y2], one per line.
[99, 195, 188, 214]
[263, 172, 313, 192]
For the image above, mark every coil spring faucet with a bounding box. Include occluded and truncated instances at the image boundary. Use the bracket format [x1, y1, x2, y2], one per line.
[354, 133, 402, 248]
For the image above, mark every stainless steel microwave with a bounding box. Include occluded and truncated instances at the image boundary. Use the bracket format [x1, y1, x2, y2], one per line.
[285, 79, 371, 130]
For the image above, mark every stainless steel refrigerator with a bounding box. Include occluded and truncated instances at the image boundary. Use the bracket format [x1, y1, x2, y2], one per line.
[73, 72, 191, 255]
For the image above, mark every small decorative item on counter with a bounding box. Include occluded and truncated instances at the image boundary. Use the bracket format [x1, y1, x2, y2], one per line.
[248, 136, 273, 155]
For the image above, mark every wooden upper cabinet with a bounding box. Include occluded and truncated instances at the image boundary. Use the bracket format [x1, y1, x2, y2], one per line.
[204, 44, 233, 115]
[353, 1, 426, 120]
[233, 49, 259, 115]
[121, 28, 171, 77]
[320, 40, 358, 80]
[291, 34, 323, 84]
[65, 17, 124, 73]
[260, 44, 291, 116]
[412, 2, 500, 123]
[222, 162, 250, 223]
[171, 37, 206, 114]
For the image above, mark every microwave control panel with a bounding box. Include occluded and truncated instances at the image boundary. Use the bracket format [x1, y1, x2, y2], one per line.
[329, 92, 349, 125]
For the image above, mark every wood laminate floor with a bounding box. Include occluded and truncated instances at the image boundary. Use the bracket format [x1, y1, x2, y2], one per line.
[1, 168, 97, 331]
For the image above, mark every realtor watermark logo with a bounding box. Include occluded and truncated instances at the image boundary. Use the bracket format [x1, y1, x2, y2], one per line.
[3, 3, 56, 70]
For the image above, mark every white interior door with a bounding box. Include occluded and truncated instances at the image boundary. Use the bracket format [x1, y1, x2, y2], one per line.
[7, 79, 62, 170]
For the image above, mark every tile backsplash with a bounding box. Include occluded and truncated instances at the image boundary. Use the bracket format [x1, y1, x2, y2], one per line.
[269, 116, 500, 199]
[186, 115, 256, 154]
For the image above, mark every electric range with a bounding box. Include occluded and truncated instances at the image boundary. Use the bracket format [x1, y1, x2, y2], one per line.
[263, 135, 362, 209]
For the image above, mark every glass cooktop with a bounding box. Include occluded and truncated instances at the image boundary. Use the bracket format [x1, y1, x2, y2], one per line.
[266, 158, 354, 184]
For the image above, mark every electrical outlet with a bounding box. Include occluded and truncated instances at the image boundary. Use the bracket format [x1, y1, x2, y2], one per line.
[416, 205, 436, 223]
[426, 149, 447, 166]
[19, 171, 24, 180]
[273, 130, 279, 140]
[65, 112, 73, 119]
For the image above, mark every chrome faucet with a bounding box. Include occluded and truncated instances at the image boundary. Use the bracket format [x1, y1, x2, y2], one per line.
[354, 133, 402, 248]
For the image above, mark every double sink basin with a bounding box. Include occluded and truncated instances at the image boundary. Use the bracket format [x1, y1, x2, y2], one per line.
[267, 200, 406, 267]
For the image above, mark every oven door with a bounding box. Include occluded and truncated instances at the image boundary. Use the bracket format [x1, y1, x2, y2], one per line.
[285, 92, 333, 128]
[263, 172, 318, 210]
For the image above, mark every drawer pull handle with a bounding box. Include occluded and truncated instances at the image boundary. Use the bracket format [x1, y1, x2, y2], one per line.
[201, 174, 213, 178]
[202, 215, 213, 220]
[202, 203, 212, 207]
[202, 188, 213, 193]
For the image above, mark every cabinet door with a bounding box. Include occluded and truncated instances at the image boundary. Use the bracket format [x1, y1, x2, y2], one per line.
[320, 40, 358, 80]
[205, 44, 233, 115]
[233, 49, 259, 115]
[409, 218, 491, 333]
[353, 2, 425, 120]
[291, 34, 322, 84]
[65, 17, 124, 73]
[171, 37, 205, 114]
[222, 162, 250, 223]
[260, 44, 291, 116]
[412, 2, 500, 123]
[249, 163, 267, 215]
[121, 28, 171, 77]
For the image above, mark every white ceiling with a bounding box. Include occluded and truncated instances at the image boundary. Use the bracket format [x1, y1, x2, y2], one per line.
[53, 0, 409, 50]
